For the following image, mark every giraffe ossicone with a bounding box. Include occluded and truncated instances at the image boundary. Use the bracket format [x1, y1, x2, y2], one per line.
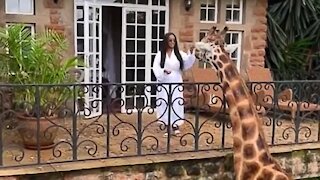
[194, 26, 292, 180]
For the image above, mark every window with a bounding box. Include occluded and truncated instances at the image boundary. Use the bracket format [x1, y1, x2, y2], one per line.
[6, 23, 35, 36]
[5, 23, 35, 59]
[225, 0, 243, 23]
[5, 0, 34, 15]
[225, 31, 242, 69]
[198, 30, 242, 70]
[198, 30, 212, 69]
[200, 0, 218, 22]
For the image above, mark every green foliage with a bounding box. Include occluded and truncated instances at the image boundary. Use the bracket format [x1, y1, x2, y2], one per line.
[0, 24, 82, 117]
[266, 0, 320, 80]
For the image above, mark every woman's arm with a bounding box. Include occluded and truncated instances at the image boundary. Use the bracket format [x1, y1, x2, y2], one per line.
[180, 50, 196, 70]
[152, 51, 167, 82]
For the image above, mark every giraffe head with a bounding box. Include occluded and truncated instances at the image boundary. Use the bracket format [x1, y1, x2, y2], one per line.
[194, 26, 236, 71]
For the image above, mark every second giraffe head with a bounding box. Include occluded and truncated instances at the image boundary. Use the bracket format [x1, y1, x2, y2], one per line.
[194, 26, 236, 71]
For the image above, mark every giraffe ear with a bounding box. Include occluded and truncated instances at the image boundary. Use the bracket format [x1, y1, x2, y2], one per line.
[207, 26, 217, 35]
[220, 26, 229, 36]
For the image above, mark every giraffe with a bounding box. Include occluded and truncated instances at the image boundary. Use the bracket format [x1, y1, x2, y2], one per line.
[194, 26, 292, 180]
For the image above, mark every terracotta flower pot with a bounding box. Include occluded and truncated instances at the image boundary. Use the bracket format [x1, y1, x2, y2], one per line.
[16, 114, 60, 150]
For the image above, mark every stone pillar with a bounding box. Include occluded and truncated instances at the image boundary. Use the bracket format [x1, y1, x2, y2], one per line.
[44, 0, 65, 35]
[0, 0, 5, 26]
[169, 0, 195, 51]
[43, 0, 74, 56]
[248, 0, 268, 68]
[178, 10, 195, 52]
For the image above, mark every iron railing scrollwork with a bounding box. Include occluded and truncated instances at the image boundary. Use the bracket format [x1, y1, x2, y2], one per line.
[0, 80, 318, 168]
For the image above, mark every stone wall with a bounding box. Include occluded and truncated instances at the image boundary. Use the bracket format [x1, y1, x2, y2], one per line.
[248, 0, 268, 68]
[3, 148, 320, 179]
[0, 0, 74, 55]
[0, 0, 269, 75]
[169, 0, 269, 79]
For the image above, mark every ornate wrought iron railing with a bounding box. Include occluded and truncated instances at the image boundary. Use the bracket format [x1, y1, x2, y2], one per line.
[0, 80, 319, 168]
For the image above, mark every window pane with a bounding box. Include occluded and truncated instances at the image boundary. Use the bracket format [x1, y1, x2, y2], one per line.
[89, 39, 94, 52]
[200, 9, 206, 21]
[126, 11, 135, 23]
[231, 49, 238, 58]
[208, 9, 215, 21]
[225, 34, 231, 44]
[152, 27, 158, 39]
[6, 0, 19, 13]
[233, 10, 240, 22]
[124, 0, 136, 4]
[226, 10, 232, 21]
[137, 12, 146, 24]
[77, 23, 84, 37]
[208, 0, 216, 7]
[225, 32, 242, 71]
[226, 0, 233, 8]
[152, 41, 157, 53]
[159, 11, 165, 25]
[200, 0, 207, 7]
[126, 40, 135, 52]
[152, 10, 158, 24]
[138, 0, 148, 4]
[137, 55, 145, 67]
[137, 26, 146, 38]
[126, 55, 135, 67]
[159, 41, 163, 50]
[19, 0, 33, 14]
[199, 32, 206, 41]
[152, 0, 158, 5]
[137, 69, 145, 81]
[137, 40, 145, 53]
[151, 55, 156, 67]
[232, 34, 239, 44]
[160, 0, 165, 6]
[77, 6, 84, 21]
[127, 25, 135, 38]
[159, 27, 165, 38]
[77, 39, 84, 52]
[126, 69, 135, 81]
[233, 0, 241, 8]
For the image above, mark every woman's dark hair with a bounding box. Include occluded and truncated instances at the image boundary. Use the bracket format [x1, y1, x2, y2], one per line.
[160, 32, 184, 71]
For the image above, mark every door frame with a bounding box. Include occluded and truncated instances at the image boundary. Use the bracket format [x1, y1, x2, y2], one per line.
[74, 0, 169, 115]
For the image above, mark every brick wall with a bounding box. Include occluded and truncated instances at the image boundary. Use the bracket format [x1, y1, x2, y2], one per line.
[249, 0, 268, 68]
[169, 0, 195, 52]
[169, 0, 269, 74]
[43, 0, 74, 55]
[0, 0, 74, 54]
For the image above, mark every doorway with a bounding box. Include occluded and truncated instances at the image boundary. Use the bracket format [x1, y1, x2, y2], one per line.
[74, 1, 169, 117]
[101, 6, 122, 112]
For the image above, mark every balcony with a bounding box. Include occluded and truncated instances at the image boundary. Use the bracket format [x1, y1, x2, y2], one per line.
[0, 81, 319, 174]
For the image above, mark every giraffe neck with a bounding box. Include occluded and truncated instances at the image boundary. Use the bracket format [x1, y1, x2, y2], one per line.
[212, 47, 290, 180]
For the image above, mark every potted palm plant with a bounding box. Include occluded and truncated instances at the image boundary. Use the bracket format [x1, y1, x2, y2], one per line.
[0, 24, 82, 149]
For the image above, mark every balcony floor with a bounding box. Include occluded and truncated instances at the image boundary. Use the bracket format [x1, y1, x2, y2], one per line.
[1, 111, 319, 167]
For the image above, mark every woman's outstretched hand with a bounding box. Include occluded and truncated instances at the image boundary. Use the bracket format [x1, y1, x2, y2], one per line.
[187, 45, 195, 55]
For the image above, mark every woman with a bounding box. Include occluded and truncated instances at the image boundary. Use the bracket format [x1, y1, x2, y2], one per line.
[152, 32, 196, 137]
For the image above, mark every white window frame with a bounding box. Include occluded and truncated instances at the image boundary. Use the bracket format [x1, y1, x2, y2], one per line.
[5, 0, 34, 15]
[198, 30, 242, 71]
[198, 30, 211, 69]
[225, 0, 243, 24]
[225, 31, 242, 70]
[5, 23, 35, 75]
[200, 0, 218, 23]
[6, 23, 35, 35]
